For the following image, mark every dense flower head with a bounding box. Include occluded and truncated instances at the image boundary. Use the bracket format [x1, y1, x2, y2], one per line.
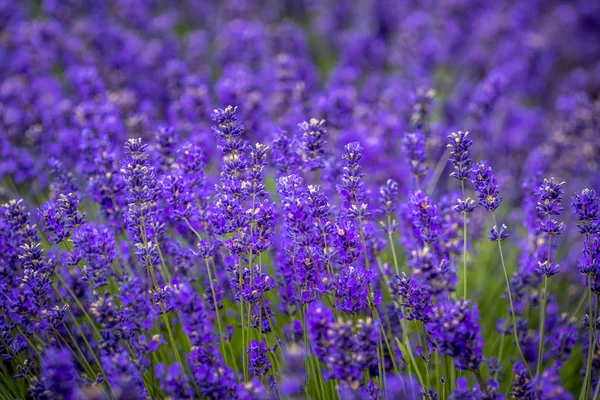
[161, 174, 194, 221]
[470, 161, 502, 212]
[335, 264, 374, 313]
[536, 178, 566, 216]
[212, 105, 244, 143]
[510, 363, 535, 400]
[122, 138, 159, 206]
[272, 128, 300, 174]
[29, 346, 77, 399]
[0, 2, 598, 398]
[48, 157, 78, 199]
[299, 118, 327, 171]
[447, 131, 473, 181]
[247, 339, 272, 377]
[395, 273, 435, 323]
[535, 178, 566, 236]
[579, 234, 600, 277]
[339, 141, 367, 213]
[488, 224, 509, 242]
[408, 191, 440, 244]
[38, 193, 85, 244]
[156, 362, 193, 400]
[378, 179, 400, 217]
[402, 130, 428, 184]
[428, 299, 484, 371]
[231, 265, 275, 304]
[571, 188, 600, 235]
[73, 224, 117, 289]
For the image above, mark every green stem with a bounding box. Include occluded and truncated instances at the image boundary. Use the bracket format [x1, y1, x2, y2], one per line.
[387, 215, 400, 276]
[581, 279, 594, 400]
[593, 375, 600, 400]
[492, 211, 532, 378]
[536, 276, 548, 379]
[358, 217, 370, 271]
[474, 369, 491, 397]
[536, 236, 552, 380]
[461, 180, 467, 301]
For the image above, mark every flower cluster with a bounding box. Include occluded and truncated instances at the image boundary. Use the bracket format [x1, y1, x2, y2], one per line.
[0, 1, 598, 399]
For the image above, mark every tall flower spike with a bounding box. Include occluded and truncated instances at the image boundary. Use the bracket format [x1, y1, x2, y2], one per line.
[378, 179, 400, 218]
[247, 339, 272, 377]
[402, 130, 428, 186]
[447, 131, 473, 181]
[299, 118, 327, 171]
[470, 161, 502, 212]
[211, 105, 246, 157]
[535, 177, 566, 236]
[339, 141, 367, 217]
[572, 188, 599, 235]
[29, 347, 77, 399]
[408, 191, 440, 244]
[428, 300, 484, 372]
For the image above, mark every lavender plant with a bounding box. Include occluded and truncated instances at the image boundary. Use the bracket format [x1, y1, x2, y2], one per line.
[0, 1, 599, 400]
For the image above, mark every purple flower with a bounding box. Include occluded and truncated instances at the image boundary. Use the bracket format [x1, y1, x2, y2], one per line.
[448, 131, 473, 181]
[335, 264, 373, 314]
[469, 71, 507, 121]
[396, 273, 435, 323]
[572, 188, 600, 235]
[339, 141, 367, 214]
[231, 265, 275, 304]
[535, 261, 560, 277]
[156, 362, 193, 399]
[38, 193, 85, 244]
[579, 234, 600, 277]
[299, 118, 327, 171]
[272, 128, 300, 174]
[248, 339, 272, 376]
[409, 191, 440, 244]
[102, 349, 147, 399]
[510, 363, 535, 400]
[428, 300, 484, 371]
[454, 198, 475, 214]
[470, 161, 502, 212]
[173, 282, 212, 346]
[73, 224, 117, 289]
[48, 158, 78, 199]
[211, 105, 245, 155]
[403, 130, 428, 185]
[378, 179, 400, 217]
[535, 178, 566, 236]
[29, 346, 77, 399]
[488, 224, 509, 242]
[161, 174, 194, 222]
[188, 345, 243, 400]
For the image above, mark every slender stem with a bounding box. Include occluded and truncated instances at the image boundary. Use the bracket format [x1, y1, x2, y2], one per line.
[536, 235, 552, 380]
[426, 147, 451, 194]
[387, 215, 400, 276]
[593, 374, 600, 400]
[358, 217, 370, 271]
[536, 275, 548, 379]
[204, 258, 237, 370]
[154, 237, 172, 283]
[495, 329, 505, 382]
[238, 256, 248, 382]
[581, 278, 594, 400]
[54, 274, 102, 340]
[461, 180, 468, 301]
[474, 369, 491, 397]
[492, 211, 532, 378]
[573, 289, 589, 316]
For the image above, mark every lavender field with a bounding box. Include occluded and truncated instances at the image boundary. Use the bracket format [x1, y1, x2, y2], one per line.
[1, 1, 599, 399]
